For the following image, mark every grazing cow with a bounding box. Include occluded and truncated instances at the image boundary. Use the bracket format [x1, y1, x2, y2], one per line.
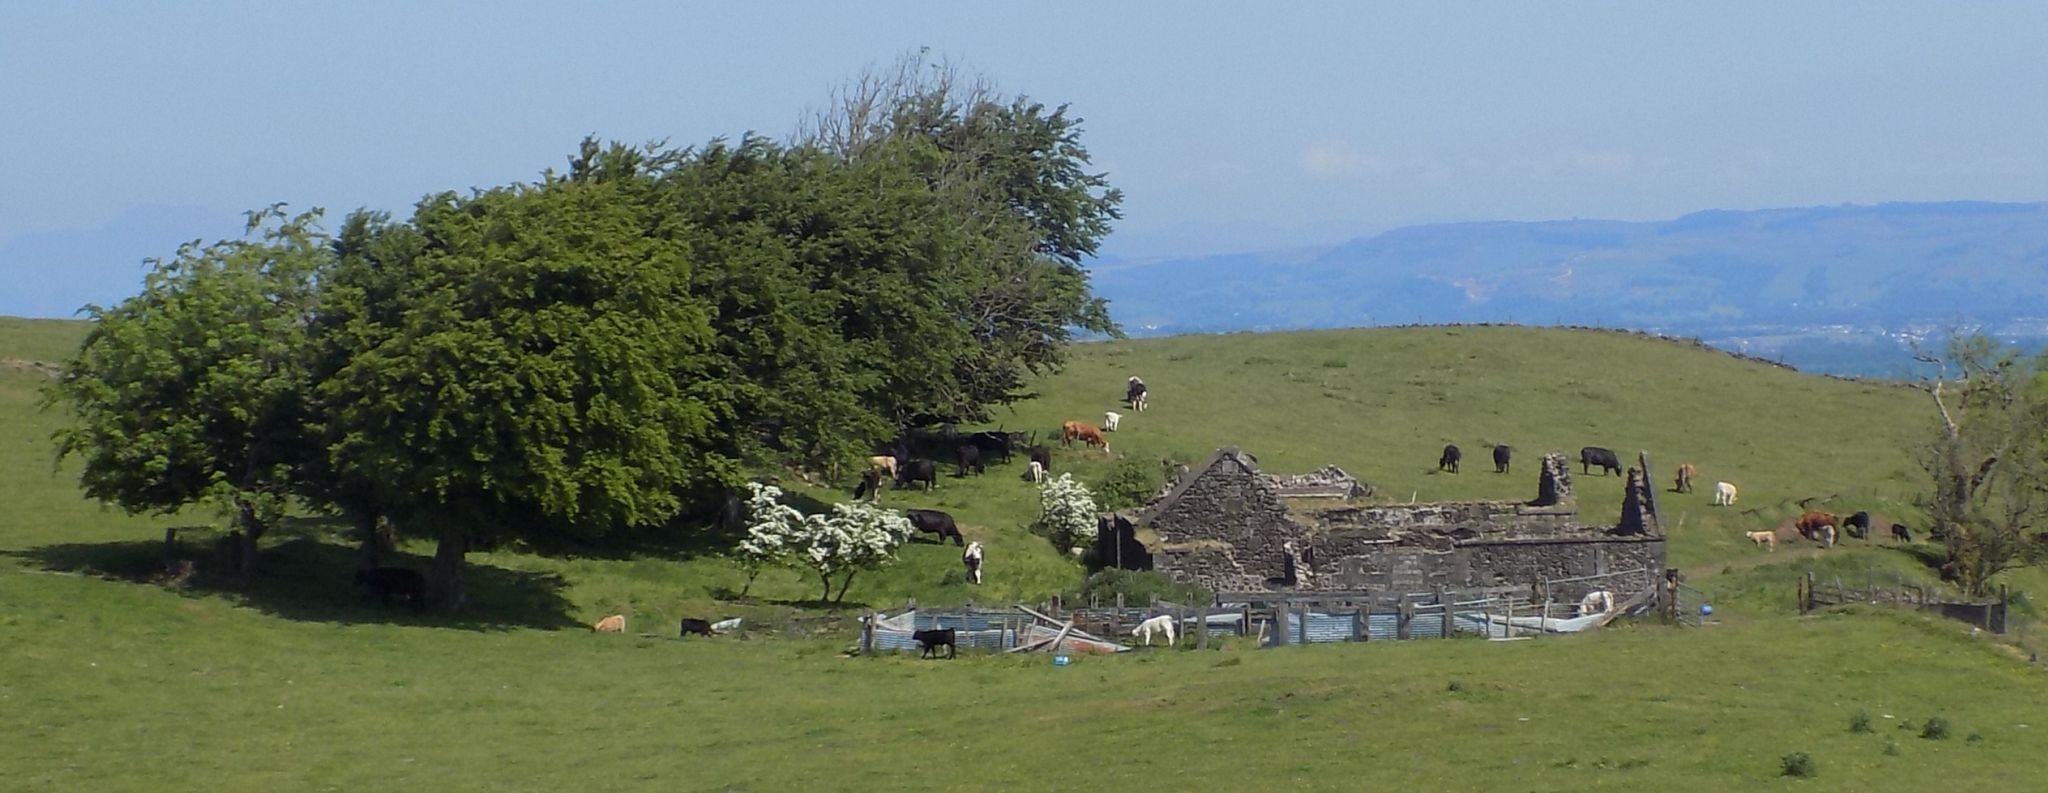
[592, 614, 626, 633]
[1024, 460, 1046, 483]
[1578, 590, 1615, 616]
[962, 541, 984, 585]
[1712, 481, 1738, 506]
[1890, 523, 1912, 543]
[1027, 445, 1052, 474]
[1103, 411, 1122, 432]
[1438, 444, 1462, 474]
[679, 618, 715, 638]
[895, 459, 938, 491]
[955, 444, 985, 477]
[1131, 614, 1177, 647]
[355, 567, 426, 610]
[906, 508, 964, 546]
[854, 468, 884, 502]
[1794, 511, 1839, 546]
[1579, 446, 1622, 477]
[1125, 376, 1149, 412]
[1842, 511, 1872, 540]
[1675, 462, 1697, 494]
[867, 454, 899, 479]
[1060, 421, 1110, 454]
[913, 628, 957, 659]
[1744, 530, 1777, 551]
[1493, 444, 1511, 474]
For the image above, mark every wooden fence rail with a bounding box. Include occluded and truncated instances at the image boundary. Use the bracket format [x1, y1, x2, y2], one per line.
[1798, 571, 2009, 634]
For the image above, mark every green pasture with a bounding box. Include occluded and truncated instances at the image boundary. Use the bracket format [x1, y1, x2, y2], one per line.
[5, 320, 2045, 792]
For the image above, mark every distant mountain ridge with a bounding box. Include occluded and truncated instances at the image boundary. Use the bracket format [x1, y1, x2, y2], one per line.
[1090, 201, 2048, 375]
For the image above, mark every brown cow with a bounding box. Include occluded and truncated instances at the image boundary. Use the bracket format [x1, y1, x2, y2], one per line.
[1060, 421, 1111, 454]
[1794, 511, 1838, 547]
[591, 614, 626, 633]
[1675, 462, 1697, 493]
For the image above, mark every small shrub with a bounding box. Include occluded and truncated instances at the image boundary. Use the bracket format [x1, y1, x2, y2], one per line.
[1966, 732, 1984, 744]
[1849, 709, 1873, 733]
[1780, 752, 1817, 778]
[1213, 656, 1242, 668]
[1897, 719, 1917, 732]
[1883, 739, 1901, 756]
[1921, 716, 1950, 740]
[1091, 457, 1172, 512]
[1320, 358, 1349, 369]
[1446, 680, 1465, 693]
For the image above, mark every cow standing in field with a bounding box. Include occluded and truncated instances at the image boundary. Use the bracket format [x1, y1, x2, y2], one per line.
[1125, 377, 1149, 412]
[854, 468, 884, 502]
[1027, 446, 1052, 476]
[1103, 411, 1122, 432]
[913, 628, 957, 659]
[867, 454, 899, 479]
[906, 508, 964, 546]
[962, 541, 983, 585]
[1890, 523, 1912, 543]
[1842, 511, 1872, 540]
[955, 444, 985, 477]
[1579, 446, 1622, 477]
[1492, 445, 1511, 474]
[895, 459, 938, 491]
[1675, 463, 1697, 494]
[1744, 530, 1777, 551]
[592, 614, 626, 633]
[1060, 421, 1110, 454]
[679, 618, 715, 638]
[1712, 481, 1738, 506]
[1438, 444, 1462, 474]
[1795, 511, 1839, 547]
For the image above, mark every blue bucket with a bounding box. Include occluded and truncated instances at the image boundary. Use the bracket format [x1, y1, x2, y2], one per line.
[1052, 655, 1072, 667]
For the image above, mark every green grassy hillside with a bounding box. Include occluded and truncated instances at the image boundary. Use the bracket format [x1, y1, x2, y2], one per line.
[6, 319, 2044, 792]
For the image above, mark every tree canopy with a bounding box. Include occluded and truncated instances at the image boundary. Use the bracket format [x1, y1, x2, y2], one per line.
[1911, 334, 2048, 596]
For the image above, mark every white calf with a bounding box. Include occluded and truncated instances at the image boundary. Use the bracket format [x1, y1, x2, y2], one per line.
[1578, 590, 1615, 616]
[1131, 614, 1177, 647]
[1025, 460, 1046, 483]
[1713, 481, 1738, 506]
[1103, 411, 1122, 432]
[1744, 530, 1776, 551]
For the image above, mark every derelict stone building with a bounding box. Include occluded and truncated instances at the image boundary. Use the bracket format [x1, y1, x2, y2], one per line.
[1127, 447, 1666, 603]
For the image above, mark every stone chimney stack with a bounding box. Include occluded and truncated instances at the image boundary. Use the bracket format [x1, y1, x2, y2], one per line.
[1534, 452, 1574, 507]
[1616, 463, 1662, 536]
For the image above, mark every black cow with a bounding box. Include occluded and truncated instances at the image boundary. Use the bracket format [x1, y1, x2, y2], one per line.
[1125, 377, 1148, 410]
[1579, 446, 1622, 477]
[896, 459, 937, 491]
[355, 567, 426, 610]
[912, 628, 957, 659]
[955, 444, 985, 477]
[1890, 523, 1912, 543]
[854, 468, 884, 501]
[1843, 511, 1872, 540]
[907, 508, 964, 546]
[964, 431, 1018, 464]
[1492, 444, 1511, 474]
[1438, 444, 1461, 474]
[679, 618, 715, 638]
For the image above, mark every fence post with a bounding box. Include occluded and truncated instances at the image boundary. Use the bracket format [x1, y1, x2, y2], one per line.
[1197, 605, 1210, 650]
[1352, 608, 1364, 642]
[1439, 587, 1453, 639]
[1295, 602, 1308, 646]
[1397, 596, 1412, 640]
[861, 614, 874, 655]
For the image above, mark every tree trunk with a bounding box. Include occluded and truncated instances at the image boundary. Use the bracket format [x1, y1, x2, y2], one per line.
[740, 569, 759, 599]
[236, 499, 266, 581]
[834, 570, 858, 603]
[354, 511, 396, 571]
[819, 572, 833, 603]
[427, 524, 469, 612]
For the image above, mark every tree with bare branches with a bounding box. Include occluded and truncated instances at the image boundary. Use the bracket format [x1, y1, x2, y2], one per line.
[1909, 334, 2048, 596]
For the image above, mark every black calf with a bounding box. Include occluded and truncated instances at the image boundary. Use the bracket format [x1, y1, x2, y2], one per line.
[680, 618, 715, 638]
[1492, 444, 1511, 474]
[355, 567, 426, 610]
[1890, 523, 1912, 543]
[1438, 444, 1461, 474]
[913, 628, 957, 659]
[955, 444, 984, 477]
[1843, 511, 1872, 540]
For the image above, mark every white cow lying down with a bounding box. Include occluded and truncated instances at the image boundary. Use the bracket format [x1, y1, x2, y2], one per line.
[1131, 614, 1177, 647]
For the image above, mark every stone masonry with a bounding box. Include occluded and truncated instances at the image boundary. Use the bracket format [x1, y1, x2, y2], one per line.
[1137, 448, 1667, 604]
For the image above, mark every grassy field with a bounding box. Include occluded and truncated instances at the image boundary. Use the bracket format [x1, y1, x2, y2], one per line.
[5, 319, 2045, 791]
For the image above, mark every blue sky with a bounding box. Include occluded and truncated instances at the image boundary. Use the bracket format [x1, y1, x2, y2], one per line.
[4, 2, 2047, 316]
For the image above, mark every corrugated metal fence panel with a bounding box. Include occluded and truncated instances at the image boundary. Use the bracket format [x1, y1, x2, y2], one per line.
[1366, 613, 1401, 641]
[911, 612, 1018, 632]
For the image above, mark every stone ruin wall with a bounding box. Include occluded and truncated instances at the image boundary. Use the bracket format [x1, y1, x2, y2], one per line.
[1146, 450, 1665, 602]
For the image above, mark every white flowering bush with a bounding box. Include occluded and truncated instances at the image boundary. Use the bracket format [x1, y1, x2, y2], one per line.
[1039, 473, 1099, 553]
[794, 501, 913, 603]
[736, 482, 805, 597]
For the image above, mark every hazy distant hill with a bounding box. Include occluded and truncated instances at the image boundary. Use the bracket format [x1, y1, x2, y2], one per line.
[1092, 201, 2048, 375]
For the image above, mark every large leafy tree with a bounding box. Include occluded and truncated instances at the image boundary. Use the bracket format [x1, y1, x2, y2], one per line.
[313, 176, 736, 607]
[1911, 334, 2048, 596]
[48, 206, 326, 578]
